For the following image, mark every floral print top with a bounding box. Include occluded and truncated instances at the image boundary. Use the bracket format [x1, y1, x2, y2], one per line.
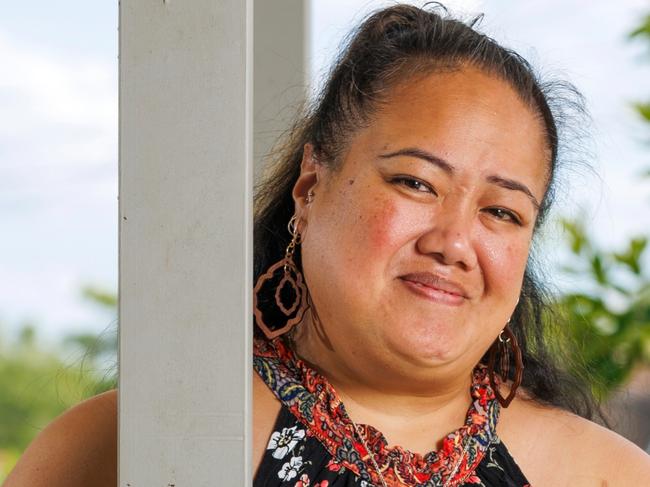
[253, 335, 531, 487]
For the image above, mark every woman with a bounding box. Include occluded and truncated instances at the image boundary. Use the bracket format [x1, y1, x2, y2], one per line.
[4, 4, 649, 487]
[252, 4, 650, 487]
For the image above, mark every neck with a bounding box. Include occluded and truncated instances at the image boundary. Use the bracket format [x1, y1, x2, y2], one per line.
[290, 314, 476, 454]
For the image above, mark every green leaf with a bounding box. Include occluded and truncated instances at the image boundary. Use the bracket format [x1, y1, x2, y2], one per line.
[633, 101, 650, 123]
[591, 254, 607, 285]
[561, 219, 588, 254]
[80, 285, 117, 309]
[629, 14, 650, 40]
[612, 237, 648, 275]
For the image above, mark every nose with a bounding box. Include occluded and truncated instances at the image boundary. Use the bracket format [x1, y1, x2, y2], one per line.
[415, 206, 478, 271]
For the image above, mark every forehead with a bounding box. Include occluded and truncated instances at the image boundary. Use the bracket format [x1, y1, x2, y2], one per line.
[347, 67, 550, 196]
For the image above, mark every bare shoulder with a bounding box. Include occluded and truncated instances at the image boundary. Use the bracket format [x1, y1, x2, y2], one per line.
[253, 371, 281, 475]
[3, 389, 117, 487]
[499, 392, 650, 486]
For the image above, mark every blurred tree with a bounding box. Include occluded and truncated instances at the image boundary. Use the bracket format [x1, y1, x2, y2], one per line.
[557, 220, 650, 399]
[0, 285, 117, 481]
[81, 284, 117, 309]
[0, 323, 112, 480]
[63, 284, 117, 372]
[554, 11, 650, 400]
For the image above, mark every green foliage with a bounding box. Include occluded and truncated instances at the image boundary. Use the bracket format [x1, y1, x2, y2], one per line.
[81, 284, 118, 309]
[63, 330, 117, 365]
[629, 13, 650, 41]
[0, 286, 117, 482]
[0, 324, 116, 480]
[557, 219, 650, 400]
[634, 101, 650, 125]
[551, 10, 650, 401]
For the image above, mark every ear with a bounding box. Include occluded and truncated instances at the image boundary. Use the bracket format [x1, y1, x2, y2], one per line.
[292, 143, 321, 225]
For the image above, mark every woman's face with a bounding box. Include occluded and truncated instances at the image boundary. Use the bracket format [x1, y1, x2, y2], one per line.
[296, 66, 549, 380]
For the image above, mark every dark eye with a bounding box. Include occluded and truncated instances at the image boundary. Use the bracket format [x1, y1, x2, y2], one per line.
[484, 207, 522, 225]
[391, 176, 436, 195]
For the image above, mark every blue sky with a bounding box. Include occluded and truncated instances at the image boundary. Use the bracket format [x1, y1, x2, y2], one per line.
[0, 1, 118, 341]
[1, 0, 649, 342]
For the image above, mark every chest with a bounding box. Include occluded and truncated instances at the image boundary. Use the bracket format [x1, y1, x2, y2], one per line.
[254, 402, 530, 487]
[252, 337, 530, 486]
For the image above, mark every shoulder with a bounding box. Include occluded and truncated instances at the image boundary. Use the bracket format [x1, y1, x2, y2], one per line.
[253, 371, 281, 474]
[499, 392, 650, 486]
[3, 389, 117, 487]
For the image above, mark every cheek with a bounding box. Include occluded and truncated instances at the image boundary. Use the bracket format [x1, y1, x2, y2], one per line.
[350, 190, 422, 259]
[480, 234, 531, 293]
[362, 197, 399, 252]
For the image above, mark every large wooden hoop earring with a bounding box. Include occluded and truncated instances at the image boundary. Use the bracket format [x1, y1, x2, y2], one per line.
[487, 323, 524, 408]
[253, 216, 308, 339]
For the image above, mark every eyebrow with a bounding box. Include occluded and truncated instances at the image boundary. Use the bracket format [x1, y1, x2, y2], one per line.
[378, 147, 541, 211]
[486, 175, 540, 210]
[380, 148, 455, 174]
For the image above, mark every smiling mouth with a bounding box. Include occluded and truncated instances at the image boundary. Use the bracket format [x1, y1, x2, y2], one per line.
[399, 276, 467, 306]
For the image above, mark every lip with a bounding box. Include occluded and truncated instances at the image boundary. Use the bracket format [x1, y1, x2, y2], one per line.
[399, 272, 469, 306]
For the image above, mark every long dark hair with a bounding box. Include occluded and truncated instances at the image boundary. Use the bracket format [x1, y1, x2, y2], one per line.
[255, 3, 600, 420]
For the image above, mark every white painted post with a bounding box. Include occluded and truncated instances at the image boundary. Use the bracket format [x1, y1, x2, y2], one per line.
[119, 0, 307, 484]
[119, 0, 252, 485]
[253, 0, 309, 179]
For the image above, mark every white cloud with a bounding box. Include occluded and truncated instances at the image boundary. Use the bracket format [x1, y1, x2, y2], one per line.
[0, 30, 117, 168]
[0, 29, 118, 340]
[0, 264, 115, 341]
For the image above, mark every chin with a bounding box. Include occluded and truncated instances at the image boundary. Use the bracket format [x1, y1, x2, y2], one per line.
[384, 327, 460, 367]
